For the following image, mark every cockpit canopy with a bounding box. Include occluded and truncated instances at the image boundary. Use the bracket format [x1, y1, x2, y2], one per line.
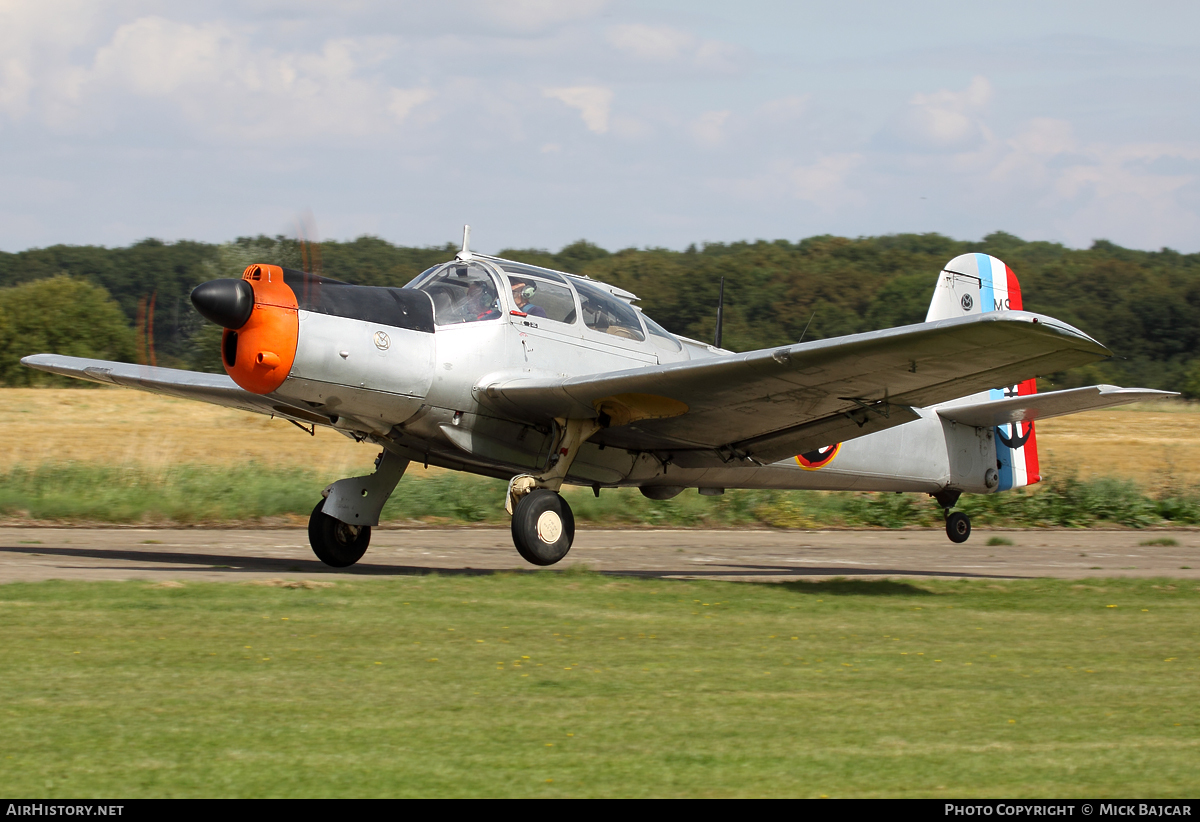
[405, 255, 682, 351]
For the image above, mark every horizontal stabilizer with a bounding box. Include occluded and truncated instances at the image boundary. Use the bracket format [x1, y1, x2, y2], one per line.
[936, 384, 1177, 428]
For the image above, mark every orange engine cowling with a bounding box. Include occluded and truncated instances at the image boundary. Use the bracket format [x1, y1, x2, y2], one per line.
[221, 264, 299, 394]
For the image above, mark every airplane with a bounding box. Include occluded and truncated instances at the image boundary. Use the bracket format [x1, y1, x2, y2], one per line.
[22, 227, 1173, 568]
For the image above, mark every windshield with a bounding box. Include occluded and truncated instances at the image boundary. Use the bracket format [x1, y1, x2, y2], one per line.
[572, 278, 646, 341]
[411, 262, 503, 325]
[642, 315, 681, 351]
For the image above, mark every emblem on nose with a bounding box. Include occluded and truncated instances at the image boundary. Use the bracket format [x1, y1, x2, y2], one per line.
[373, 331, 391, 350]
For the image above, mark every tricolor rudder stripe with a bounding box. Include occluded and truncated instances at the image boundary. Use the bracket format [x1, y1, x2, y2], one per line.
[973, 254, 1040, 490]
[992, 378, 1041, 490]
[973, 252, 1022, 313]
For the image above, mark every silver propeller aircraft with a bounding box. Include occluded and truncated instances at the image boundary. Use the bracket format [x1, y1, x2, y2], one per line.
[24, 228, 1171, 567]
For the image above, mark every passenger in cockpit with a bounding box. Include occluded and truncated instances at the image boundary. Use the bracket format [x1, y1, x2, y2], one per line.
[510, 280, 548, 318]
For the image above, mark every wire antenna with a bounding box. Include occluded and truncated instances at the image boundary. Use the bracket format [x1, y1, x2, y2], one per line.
[798, 310, 816, 344]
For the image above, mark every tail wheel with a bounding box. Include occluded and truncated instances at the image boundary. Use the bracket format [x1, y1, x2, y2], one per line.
[946, 511, 972, 544]
[511, 489, 575, 566]
[308, 498, 371, 567]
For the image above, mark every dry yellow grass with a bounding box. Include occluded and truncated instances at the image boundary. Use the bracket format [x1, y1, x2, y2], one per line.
[0, 387, 402, 478]
[0, 388, 1195, 488]
[1036, 400, 1200, 489]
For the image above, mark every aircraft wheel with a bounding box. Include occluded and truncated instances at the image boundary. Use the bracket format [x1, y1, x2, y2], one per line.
[946, 511, 972, 544]
[308, 499, 371, 567]
[512, 489, 575, 566]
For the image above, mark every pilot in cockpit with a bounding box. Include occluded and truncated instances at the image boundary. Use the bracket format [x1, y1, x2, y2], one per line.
[510, 279, 548, 318]
[461, 279, 500, 322]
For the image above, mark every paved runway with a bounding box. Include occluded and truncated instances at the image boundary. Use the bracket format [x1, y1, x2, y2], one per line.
[1, 526, 1198, 584]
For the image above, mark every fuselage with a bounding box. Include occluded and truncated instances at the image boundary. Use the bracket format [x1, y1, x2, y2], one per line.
[216, 255, 1000, 499]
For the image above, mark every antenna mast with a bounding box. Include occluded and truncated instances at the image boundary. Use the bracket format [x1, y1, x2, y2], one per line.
[456, 224, 473, 260]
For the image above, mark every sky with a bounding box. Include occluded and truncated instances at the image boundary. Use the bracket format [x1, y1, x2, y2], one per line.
[2, 0, 1199, 254]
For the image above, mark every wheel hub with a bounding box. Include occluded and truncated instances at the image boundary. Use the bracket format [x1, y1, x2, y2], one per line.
[334, 522, 361, 545]
[536, 510, 562, 544]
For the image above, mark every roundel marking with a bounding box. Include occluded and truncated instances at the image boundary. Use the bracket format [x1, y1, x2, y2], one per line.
[960, 294, 974, 311]
[373, 331, 391, 350]
[795, 443, 841, 470]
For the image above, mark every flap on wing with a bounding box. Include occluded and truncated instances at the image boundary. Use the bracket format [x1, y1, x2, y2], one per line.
[478, 311, 1112, 457]
[936, 385, 1177, 428]
[712, 404, 923, 466]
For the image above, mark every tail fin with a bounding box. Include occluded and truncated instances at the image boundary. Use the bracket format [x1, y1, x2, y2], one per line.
[926, 252, 1023, 321]
[929, 253, 1040, 488]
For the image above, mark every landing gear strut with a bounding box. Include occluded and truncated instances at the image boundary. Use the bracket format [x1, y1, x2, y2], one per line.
[932, 489, 972, 544]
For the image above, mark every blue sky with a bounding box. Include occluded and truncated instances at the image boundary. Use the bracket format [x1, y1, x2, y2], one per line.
[2, 1, 1198, 253]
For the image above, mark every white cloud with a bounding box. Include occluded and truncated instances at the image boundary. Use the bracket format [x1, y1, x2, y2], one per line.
[717, 154, 864, 210]
[91, 17, 227, 97]
[888, 75, 993, 151]
[21, 16, 437, 142]
[544, 85, 612, 134]
[690, 109, 731, 148]
[0, 58, 32, 118]
[606, 24, 693, 61]
[389, 88, 434, 123]
[605, 23, 745, 72]
[757, 95, 809, 122]
[472, 0, 608, 34]
[785, 154, 864, 207]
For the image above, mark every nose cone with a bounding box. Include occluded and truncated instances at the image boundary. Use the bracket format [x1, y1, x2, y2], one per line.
[191, 279, 255, 329]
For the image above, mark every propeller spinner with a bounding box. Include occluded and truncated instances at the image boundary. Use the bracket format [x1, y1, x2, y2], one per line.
[190, 278, 254, 329]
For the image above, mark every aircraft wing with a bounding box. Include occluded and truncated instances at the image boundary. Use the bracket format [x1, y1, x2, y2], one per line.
[478, 311, 1112, 464]
[935, 385, 1177, 428]
[19, 354, 331, 426]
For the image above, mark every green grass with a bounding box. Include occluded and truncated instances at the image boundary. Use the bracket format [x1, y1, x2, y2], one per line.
[1141, 538, 1180, 547]
[3, 462, 1200, 528]
[986, 536, 1015, 546]
[0, 575, 1197, 797]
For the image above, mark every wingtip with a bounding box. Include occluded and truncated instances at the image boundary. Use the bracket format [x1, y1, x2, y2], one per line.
[20, 353, 51, 369]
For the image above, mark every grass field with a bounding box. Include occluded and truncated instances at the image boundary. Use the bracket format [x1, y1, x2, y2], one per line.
[1, 389, 1197, 527]
[2, 461, 1198, 528]
[1, 574, 1197, 797]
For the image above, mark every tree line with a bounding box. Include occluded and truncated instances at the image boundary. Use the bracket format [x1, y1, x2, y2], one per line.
[2, 231, 1198, 396]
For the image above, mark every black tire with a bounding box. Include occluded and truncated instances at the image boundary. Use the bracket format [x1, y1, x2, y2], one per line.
[946, 511, 971, 544]
[511, 489, 575, 566]
[308, 499, 371, 567]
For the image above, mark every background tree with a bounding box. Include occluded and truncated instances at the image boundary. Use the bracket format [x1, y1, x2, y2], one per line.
[2, 231, 1198, 393]
[0, 276, 136, 386]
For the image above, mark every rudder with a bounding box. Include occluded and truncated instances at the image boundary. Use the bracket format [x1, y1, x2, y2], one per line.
[929, 253, 1040, 488]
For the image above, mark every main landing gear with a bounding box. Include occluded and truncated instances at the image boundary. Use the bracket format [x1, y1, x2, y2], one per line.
[933, 490, 972, 544]
[511, 489, 575, 566]
[504, 418, 601, 567]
